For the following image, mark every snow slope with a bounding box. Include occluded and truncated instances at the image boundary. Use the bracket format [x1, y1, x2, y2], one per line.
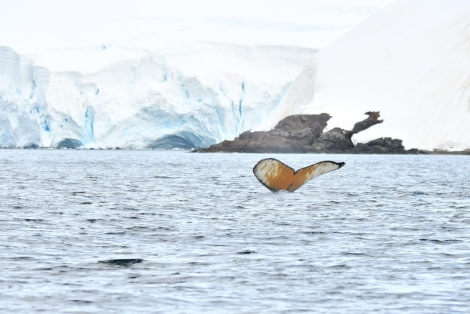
[0, 0, 391, 58]
[261, 0, 470, 151]
[0, 0, 394, 149]
[0, 44, 314, 148]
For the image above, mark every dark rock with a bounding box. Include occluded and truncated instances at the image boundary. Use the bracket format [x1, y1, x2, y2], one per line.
[351, 111, 383, 134]
[273, 113, 330, 144]
[198, 113, 333, 153]
[353, 137, 422, 154]
[196, 111, 420, 154]
[354, 137, 403, 153]
[317, 127, 354, 151]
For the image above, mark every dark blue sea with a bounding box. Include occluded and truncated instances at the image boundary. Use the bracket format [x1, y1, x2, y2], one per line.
[1, 150, 469, 313]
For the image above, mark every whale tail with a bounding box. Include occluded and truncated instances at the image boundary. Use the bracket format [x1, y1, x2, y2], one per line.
[253, 158, 345, 192]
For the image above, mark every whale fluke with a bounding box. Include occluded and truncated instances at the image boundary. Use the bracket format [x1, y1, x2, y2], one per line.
[253, 158, 345, 192]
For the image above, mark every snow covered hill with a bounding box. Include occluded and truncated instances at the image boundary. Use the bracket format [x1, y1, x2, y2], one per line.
[0, 0, 395, 150]
[3, 0, 468, 151]
[261, 0, 470, 151]
[0, 44, 314, 148]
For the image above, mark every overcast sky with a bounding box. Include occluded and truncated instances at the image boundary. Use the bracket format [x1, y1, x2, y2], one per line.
[0, 0, 393, 54]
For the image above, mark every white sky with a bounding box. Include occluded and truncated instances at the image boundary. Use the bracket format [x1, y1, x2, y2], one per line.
[0, 0, 393, 55]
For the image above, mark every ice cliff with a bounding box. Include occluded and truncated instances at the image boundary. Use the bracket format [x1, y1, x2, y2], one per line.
[0, 44, 314, 148]
[260, 0, 470, 151]
[2, 0, 470, 151]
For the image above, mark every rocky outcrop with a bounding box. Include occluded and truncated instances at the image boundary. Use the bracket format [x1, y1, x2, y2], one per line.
[353, 137, 420, 154]
[197, 111, 421, 153]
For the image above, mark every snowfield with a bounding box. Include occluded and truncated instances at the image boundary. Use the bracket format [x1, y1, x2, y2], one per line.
[1, 0, 469, 151]
[262, 0, 470, 151]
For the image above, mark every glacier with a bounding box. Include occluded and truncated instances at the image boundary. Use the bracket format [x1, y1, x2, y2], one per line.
[0, 44, 315, 149]
[260, 0, 470, 151]
[2, 0, 470, 151]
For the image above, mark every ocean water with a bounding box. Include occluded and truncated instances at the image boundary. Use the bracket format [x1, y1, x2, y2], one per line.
[0, 150, 469, 313]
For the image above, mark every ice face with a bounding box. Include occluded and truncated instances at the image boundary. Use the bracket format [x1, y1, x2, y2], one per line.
[0, 47, 50, 148]
[3, 0, 469, 151]
[0, 44, 313, 149]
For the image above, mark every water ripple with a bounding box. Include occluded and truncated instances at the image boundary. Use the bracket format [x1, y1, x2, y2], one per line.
[0, 150, 469, 313]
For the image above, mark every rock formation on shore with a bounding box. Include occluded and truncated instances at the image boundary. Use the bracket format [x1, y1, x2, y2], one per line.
[197, 111, 420, 153]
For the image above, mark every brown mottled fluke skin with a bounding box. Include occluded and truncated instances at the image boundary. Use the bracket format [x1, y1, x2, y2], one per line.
[253, 158, 345, 192]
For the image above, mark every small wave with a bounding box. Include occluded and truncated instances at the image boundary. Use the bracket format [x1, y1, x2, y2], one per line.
[237, 250, 256, 254]
[98, 258, 143, 266]
[419, 239, 463, 244]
